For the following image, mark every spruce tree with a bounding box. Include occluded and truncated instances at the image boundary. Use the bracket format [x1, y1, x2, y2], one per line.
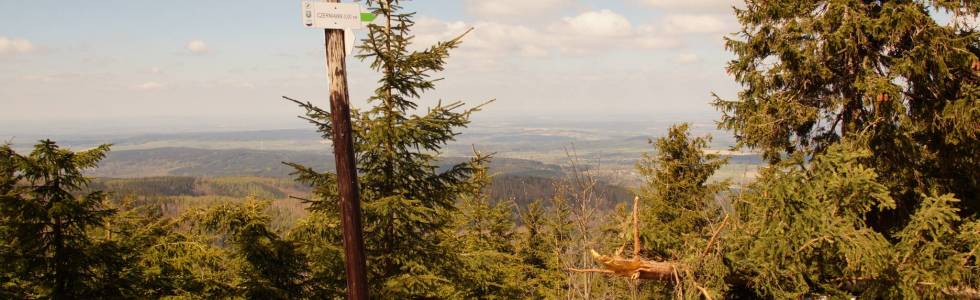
[704, 1, 980, 296]
[286, 0, 488, 297]
[713, 0, 980, 229]
[516, 200, 565, 299]
[635, 124, 728, 260]
[451, 158, 524, 299]
[0, 141, 113, 299]
[633, 124, 730, 297]
[95, 194, 200, 298]
[191, 199, 309, 299]
[722, 143, 897, 298]
[721, 142, 980, 298]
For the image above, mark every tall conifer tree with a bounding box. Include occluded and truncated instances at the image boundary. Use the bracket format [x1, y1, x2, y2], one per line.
[286, 0, 488, 297]
[704, 1, 980, 297]
[713, 0, 980, 229]
[452, 159, 525, 299]
[0, 141, 113, 299]
[636, 124, 728, 260]
[634, 124, 730, 297]
[516, 200, 565, 299]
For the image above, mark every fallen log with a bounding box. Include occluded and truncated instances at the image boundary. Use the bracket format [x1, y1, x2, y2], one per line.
[569, 196, 681, 282]
[570, 249, 678, 281]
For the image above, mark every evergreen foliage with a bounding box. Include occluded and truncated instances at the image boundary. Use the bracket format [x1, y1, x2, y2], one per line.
[695, 1, 980, 297]
[631, 125, 732, 298]
[102, 194, 237, 298]
[636, 123, 729, 260]
[0, 141, 114, 299]
[721, 142, 980, 298]
[516, 199, 565, 299]
[285, 0, 490, 297]
[190, 199, 309, 299]
[713, 0, 980, 229]
[451, 159, 525, 299]
[723, 143, 897, 298]
[609, 123, 979, 298]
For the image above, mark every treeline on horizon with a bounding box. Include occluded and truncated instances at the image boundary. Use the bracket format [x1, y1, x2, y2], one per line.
[2, 0, 979, 299]
[84, 174, 632, 214]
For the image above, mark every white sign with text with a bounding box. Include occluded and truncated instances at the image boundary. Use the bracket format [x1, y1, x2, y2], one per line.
[302, 1, 362, 29]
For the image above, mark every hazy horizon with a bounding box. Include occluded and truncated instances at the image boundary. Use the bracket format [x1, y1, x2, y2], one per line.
[2, 0, 744, 135]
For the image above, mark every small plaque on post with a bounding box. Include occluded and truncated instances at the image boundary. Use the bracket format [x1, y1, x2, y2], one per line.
[302, 1, 363, 29]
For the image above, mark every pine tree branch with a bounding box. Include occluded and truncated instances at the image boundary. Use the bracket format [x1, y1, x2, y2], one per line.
[672, 267, 683, 297]
[700, 214, 730, 259]
[684, 267, 712, 300]
[632, 196, 640, 258]
[568, 268, 615, 274]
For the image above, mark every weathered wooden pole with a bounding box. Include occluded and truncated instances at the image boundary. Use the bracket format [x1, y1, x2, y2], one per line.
[323, 1, 368, 298]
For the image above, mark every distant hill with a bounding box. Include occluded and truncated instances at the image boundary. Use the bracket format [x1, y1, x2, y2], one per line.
[86, 147, 632, 210]
[88, 176, 310, 200]
[89, 147, 566, 179]
[89, 147, 330, 178]
[489, 175, 633, 210]
[87, 174, 632, 214]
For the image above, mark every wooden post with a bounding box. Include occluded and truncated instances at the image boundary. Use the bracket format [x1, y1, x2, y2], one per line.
[323, 1, 368, 299]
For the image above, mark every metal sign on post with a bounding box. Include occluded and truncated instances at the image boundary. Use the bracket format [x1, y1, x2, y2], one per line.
[302, 1, 369, 299]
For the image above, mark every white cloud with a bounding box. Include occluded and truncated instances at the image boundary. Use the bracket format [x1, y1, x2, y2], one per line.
[465, 0, 574, 19]
[0, 37, 36, 55]
[185, 40, 209, 54]
[132, 81, 165, 91]
[661, 14, 728, 33]
[637, 0, 742, 13]
[675, 53, 700, 64]
[547, 11, 682, 54]
[556, 10, 632, 37]
[413, 10, 681, 65]
[414, 17, 549, 60]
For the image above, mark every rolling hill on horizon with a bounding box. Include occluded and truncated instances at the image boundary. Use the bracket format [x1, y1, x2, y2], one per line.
[87, 147, 568, 179]
[84, 147, 636, 209]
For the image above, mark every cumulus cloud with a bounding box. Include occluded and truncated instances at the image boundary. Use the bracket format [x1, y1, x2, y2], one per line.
[413, 10, 681, 65]
[465, 0, 574, 19]
[556, 10, 632, 37]
[412, 18, 549, 69]
[661, 14, 729, 33]
[0, 36, 37, 56]
[637, 0, 742, 13]
[132, 81, 165, 90]
[185, 40, 209, 54]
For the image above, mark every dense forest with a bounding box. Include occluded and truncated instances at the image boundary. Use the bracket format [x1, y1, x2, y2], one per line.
[2, 0, 979, 299]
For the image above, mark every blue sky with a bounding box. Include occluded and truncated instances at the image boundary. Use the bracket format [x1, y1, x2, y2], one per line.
[1, 0, 745, 134]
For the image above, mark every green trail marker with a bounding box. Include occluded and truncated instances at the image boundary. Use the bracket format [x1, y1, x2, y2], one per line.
[360, 12, 376, 22]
